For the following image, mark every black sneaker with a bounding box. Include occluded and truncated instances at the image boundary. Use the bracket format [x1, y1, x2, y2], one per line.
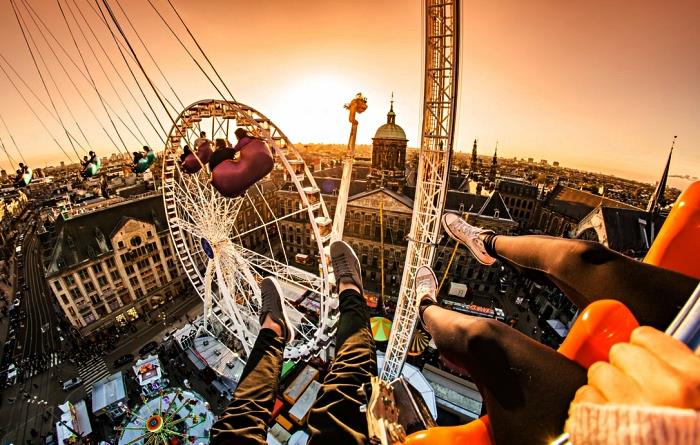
[330, 240, 363, 295]
[258, 277, 295, 343]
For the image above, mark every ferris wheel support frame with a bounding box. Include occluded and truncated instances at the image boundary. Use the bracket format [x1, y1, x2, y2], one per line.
[381, 0, 461, 381]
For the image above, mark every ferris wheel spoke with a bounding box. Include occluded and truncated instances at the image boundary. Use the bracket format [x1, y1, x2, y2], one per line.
[236, 246, 324, 295]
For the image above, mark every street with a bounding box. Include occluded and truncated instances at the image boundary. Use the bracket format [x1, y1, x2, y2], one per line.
[0, 222, 203, 444]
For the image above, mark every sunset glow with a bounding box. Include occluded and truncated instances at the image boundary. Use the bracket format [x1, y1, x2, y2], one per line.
[0, 0, 697, 183]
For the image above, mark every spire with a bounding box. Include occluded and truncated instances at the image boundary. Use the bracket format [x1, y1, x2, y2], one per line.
[489, 140, 498, 183]
[646, 136, 675, 213]
[387, 92, 396, 124]
[470, 139, 478, 175]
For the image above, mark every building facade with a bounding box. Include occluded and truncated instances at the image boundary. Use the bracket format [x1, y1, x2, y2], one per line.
[369, 102, 408, 192]
[44, 195, 188, 333]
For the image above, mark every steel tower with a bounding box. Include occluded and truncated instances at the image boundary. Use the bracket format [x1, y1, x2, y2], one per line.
[381, 0, 461, 381]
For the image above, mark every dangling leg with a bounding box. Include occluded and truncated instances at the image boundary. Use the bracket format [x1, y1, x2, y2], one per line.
[417, 267, 586, 445]
[442, 214, 698, 328]
[307, 241, 377, 445]
[210, 278, 293, 445]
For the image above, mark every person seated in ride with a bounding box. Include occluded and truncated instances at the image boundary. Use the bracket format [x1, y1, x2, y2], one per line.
[88, 150, 98, 166]
[208, 135, 239, 172]
[193, 131, 208, 149]
[132, 150, 144, 168]
[13, 167, 24, 187]
[179, 145, 191, 164]
[209, 128, 274, 198]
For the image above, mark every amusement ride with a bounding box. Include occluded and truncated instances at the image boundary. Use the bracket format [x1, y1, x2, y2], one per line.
[2, 0, 699, 444]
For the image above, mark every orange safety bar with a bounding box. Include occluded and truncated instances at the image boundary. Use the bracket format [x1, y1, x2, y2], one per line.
[405, 181, 700, 444]
[644, 181, 700, 280]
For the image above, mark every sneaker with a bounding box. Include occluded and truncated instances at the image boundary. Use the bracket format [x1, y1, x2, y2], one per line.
[259, 277, 295, 343]
[415, 266, 437, 330]
[442, 213, 496, 266]
[330, 240, 363, 295]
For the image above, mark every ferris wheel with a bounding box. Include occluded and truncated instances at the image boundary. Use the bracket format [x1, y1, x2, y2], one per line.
[161, 99, 338, 360]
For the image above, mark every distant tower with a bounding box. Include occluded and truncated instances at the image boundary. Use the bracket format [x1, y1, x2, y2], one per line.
[371, 94, 408, 192]
[647, 136, 675, 214]
[489, 141, 498, 183]
[470, 139, 478, 176]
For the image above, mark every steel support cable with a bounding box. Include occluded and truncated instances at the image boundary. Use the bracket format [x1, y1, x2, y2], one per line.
[113, 0, 186, 111]
[9, 0, 81, 161]
[64, 0, 151, 145]
[1, 50, 116, 157]
[0, 111, 27, 165]
[100, 0, 180, 134]
[26, 0, 147, 148]
[0, 135, 18, 169]
[62, 0, 147, 146]
[0, 61, 75, 163]
[86, 0, 180, 126]
[21, 0, 162, 145]
[144, 0, 230, 102]
[55, 0, 130, 155]
[165, 0, 237, 102]
[13, 1, 92, 152]
[95, 0, 169, 141]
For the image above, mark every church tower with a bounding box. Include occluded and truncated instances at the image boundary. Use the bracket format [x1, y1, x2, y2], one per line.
[371, 95, 408, 192]
[489, 142, 498, 184]
[470, 139, 478, 177]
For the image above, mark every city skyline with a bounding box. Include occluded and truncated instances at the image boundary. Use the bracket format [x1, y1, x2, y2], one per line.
[0, 0, 698, 184]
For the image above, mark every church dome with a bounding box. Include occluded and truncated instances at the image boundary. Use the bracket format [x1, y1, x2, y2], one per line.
[373, 103, 407, 140]
[374, 122, 407, 140]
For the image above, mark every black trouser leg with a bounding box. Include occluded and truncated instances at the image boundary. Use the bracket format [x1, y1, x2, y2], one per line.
[424, 306, 587, 445]
[307, 289, 377, 445]
[491, 235, 698, 328]
[210, 328, 284, 445]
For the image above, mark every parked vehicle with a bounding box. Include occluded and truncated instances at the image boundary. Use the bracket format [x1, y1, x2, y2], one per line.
[62, 377, 82, 391]
[113, 354, 134, 368]
[138, 341, 158, 356]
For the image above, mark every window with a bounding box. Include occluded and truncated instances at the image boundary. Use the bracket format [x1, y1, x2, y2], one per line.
[129, 277, 140, 287]
[147, 231, 153, 238]
[118, 241, 125, 249]
[54, 280, 63, 291]
[92, 264, 102, 274]
[70, 288, 81, 299]
[61, 294, 69, 305]
[125, 265, 135, 275]
[78, 269, 89, 280]
[110, 271, 120, 282]
[106, 257, 116, 268]
[130, 236, 142, 247]
[98, 276, 108, 287]
[84, 282, 96, 293]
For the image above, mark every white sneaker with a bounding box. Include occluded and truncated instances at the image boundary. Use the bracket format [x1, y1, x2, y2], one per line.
[415, 266, 437, 331]
[442, 213, 496, 266]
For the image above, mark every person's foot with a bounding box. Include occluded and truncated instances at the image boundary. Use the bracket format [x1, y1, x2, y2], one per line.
[258, 277, 295, 343]
[330, 240, 363, 295]
[442, 213, 496, 266]
[415, 266, 437, 330]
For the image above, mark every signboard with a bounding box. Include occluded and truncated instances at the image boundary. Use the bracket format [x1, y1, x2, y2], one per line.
[447, 282, 468, 298]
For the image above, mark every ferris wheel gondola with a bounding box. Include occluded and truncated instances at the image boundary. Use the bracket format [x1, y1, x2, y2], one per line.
[162, 99, 339, 360]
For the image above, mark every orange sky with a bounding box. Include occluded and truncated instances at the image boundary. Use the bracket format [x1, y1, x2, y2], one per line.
[0, 0, 698, 184]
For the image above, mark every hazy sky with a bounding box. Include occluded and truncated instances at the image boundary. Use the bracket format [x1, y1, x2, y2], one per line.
[0, 0, 697, 184]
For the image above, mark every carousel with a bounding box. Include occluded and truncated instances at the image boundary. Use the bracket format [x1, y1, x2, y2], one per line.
[116, 389, 214, 445]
